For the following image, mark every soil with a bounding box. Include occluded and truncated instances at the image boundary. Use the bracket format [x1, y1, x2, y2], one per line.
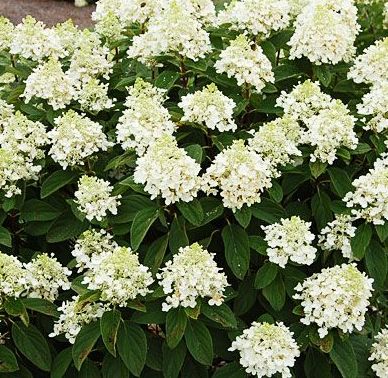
[0, 0, 95, 28]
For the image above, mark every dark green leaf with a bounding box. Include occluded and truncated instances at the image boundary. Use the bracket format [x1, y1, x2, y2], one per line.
[177, 199, 204, 226]
[20, 200, 61, 221]
[184, 320, 213, 366]
[262, 274, 285, 311]
[365, 240, 387, 288]
[47, 212, 88, 243]
[234, 207, 252, 228]
[50, 347, 72, 378]
[155, 71, 179, 90]
[329, 336, 358, 378]
[21, 298, 60, 318]
[201, 303, 237, 329]
[166, 308, 187, 349]
[41, 170, 78, 199]
[254, 262, 278, 289]
[350, 223, 372, 260]
[328, 168, 354, 197]
[310, 161, 327, 179]
[212, 362, 247, 378]
[311, 190, 332, 230]
[184, 144, 203, 164]
[144, 234, 169, 274]
[0, 345, 19, 373]
[101, 310, 121, 357]
[0, 226, 11, 247]
[375, 223, 388, 242]
[130, 207, 159, 250]
[162, 341, 186, 378]
[169, 215, 189, 254]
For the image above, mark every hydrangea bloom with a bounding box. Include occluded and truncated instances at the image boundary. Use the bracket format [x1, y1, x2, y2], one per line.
[127, 0, 211, 63]
[262, 216, 317, 268]
[22, 57, 76, 110]
[54, 20, 80, 56]
[83, 246, 154, 307]
[50, 296, 106, 343]
[369, 327, 388, 378]
[94, 10, 125, 41]
[348, 37, 388, 85]
[48, 110, 113, 169]
[229, 322, 300, 378]
[116, 78, 176, 155]
[302, 100, 358, 164]
[289, 0, 360, 65]
[216, 0, 290, 37]
[157, 243, 228, 311]
[74, 176, 121, 222]
[178, 83, 237, 132]
[134, 134, 201, 204]
[23, 254, 71, 301]
[214, 34, 274, 93]
[0, 17, 14, 50]
[75, 78, 114, 113]
[0, 252, 26, 304]
[294, 263, 374, 338]
[0, 99, 14, 128]
[202, 140, 273, 211]
[318, 214, 356, 259]
[344, 154, 388, 225]
[72, 229, 118, 272]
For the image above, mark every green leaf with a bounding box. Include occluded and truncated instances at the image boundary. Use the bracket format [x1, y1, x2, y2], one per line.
[0, 345, 19, 373]
[184, 144, 203, 164]
[268, 181, 283, 203]
[41, 170, 78, 198]
[155, 70, 179, 90]
[117, 322, 147, 377]
[311, 190, 332, 230]
[130, 207, 159, 250]
[274, 62, 304, 82]
[350, 223, 372, 260]
[249, 235, 268, 255]
[101, 354, 130, 378]
[144, 234, 169, 274]
[222, 224, 250, 280]
[20, 200, 62, 221]
[328, 168, 354, 197]
[262, 273, 285, 311]
[251, 198, 286, 224]
[254, 262, 278, 289]
[304, 348, 332, 378]
[162, 341, 186, 378]
[166, 308, 187, 349]
[47, 212, 88, 243]
[50, 347, 72, 378]
[199, 197, 224, 225]
[0, 226, 11, 247]
[184, 320, 213, 366]
[4, 297, 29, 325]
[310, 161, 327, 179]
[314, 65, 332, 87]
[375, 223, 388, 242]
[169, 215, 189, 254]
[12, 322, 52, 372]
[201, 303, 237, 329]
[21, 298, 60, 318]
[72, 321, 101, 371]
[234, 207, 252, 228]
[101, 310, 121, 357]
[212, 362, 247, 378]
[177, 199, 204, 226]
[365, 240, 387, 288]
[110, 195, 156, 224]
[79, 358, 101, 378]
[329, 336, 358, 378]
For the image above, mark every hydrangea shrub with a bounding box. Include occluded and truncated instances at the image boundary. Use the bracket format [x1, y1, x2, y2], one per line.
[0, 0, 387, 376]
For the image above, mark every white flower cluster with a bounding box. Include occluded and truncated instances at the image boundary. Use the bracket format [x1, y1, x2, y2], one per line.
[289, 0, 360, 65]
[318, 214, 356, 259]
[229, 322, 300, 378]
[127, 0, 211, 63]
[48, 110, 112, 169]
[83, 246, 154, 307]
[262, 216, 317, 268]
[116, 78, 176, 155]
[134, 134, 201, 204]
[74, 175, 121, 221]
[248, 116, 303, 173]
[0, 17, 14, 50]
[23, 253, 71, 301]
[178, 83, 237, 132]
[344, 154, 388, 225]
[348, 37, 388, 85]
[369, 327, 388, 378]
[157, 243, 228, 311]
[0, 252, 26, 305]
[294, 263, 374, 338]
[215, 34, 274, 93]
[202, 139, 273, 211]
[216, 0, 290, 37]
[50, 295, 106, 344]
[71, 229, 118, 272]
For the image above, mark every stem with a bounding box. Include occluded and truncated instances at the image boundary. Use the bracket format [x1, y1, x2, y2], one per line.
[179, 56, 188, 88]
[10, 55, 19, 82]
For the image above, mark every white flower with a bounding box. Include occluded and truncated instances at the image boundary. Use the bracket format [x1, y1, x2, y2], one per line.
[344, 154, 388, 225]
[50, 296, 106, 344]
[348, 37, 388, 85]
[74, 176, 121, 222]
[83, 246, 154, 307]
[127, 0, 211, 63]
[134, 134, 201, 204]
[116, 78, 176, 155]
[178, 83, 237, 132]
[289, 0, 360, 65]
[48, 110, 113, 169]
[302, 100, 358, 164]
[0, 252, 26, 305]
[202, 139, 273, 211]
[157, 243, 228, 311]
[216, 0, 291, 37]
[369, 327, 388, 378]
[248, 116, 303, 172]
[22, 57, 76, 110]
[23, 253, 71, 301]
[288, 0, 310, 16]
[0, 100, 14, 128]
[94, 11, 126, 41]
[276, 80, 332, 123]
[71, 229, 118, 272]
[318, 214, 356, 259]
[229, 322, 300, 378]
[214, 34, 274, 93]
[262, 216, 317, 268]
[54, 20, 81, 56]
[294, 263, 374, 338]
[0, 17, 14, 51]
[10, 16, 66, 61]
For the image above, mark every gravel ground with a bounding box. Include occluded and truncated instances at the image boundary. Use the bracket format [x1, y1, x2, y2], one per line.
[0, 0, 95, 28]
